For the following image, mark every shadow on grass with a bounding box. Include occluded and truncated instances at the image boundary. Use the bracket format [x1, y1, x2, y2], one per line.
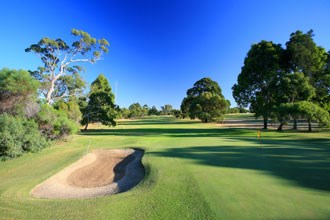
[80, 121, 330, 191]
[150, 138, 330, 192]
[80, 128, 255, 137]
[118, 118, 199, 126]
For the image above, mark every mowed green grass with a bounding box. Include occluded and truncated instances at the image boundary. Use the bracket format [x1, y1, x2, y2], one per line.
[0, 116, 330, 219]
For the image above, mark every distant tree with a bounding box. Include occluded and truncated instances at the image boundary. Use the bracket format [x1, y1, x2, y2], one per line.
[232, 41, 285, 129]
[225, 100, 231, 113]
[182, 77, 228, 123]
[129, 103, 143, 118]
[228, 107, 240, 114]
[118, 107, 130, 119]
[238, 107, 249, 113]
[0, 68, 40, 117]
[148, 106, 159, 115]
[142, 104, 149, 117]
[81, 74, 117, 130]
[161, 104, 173, 115]
[25, 29, 109, 105]
[172, 109, 182, 118]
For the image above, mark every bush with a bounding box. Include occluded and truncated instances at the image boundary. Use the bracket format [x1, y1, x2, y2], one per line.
[0, 114, 48, 159]
[36, 104, 79, 140]
[55, 99, 82, 123]
[22, 119, 48, 152]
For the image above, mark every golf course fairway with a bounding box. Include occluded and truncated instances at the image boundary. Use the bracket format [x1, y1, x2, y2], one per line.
[0, 116, 329, 219]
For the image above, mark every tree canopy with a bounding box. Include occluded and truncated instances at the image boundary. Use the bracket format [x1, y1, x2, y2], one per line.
[0, 68, 40, 116]
[233, 30, 330, 131]
[181, 77, 228, 123]
[81, 74, 117, 130]
[26, 29, 109, 105]
[232, 41, 284, 129]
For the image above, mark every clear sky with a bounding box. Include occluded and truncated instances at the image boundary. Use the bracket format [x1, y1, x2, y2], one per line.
[0, 0, 329, 109]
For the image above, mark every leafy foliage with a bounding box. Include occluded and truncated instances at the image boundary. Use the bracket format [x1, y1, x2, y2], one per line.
[81, 74, 117, 130]
[36, 104, 79, 139]
[0, 114, 48, 159]
[182, 77, 228, 123]
[26, 29, 109, 104]
[55, 98, 82, 123]
[161, 104, 173, 115]
[128, 103, 144, 118]
[286, 30, 329, 109]
[232, 41, 285, 129]
[0, 68, 39, 116]
[148, 106, 160, 116]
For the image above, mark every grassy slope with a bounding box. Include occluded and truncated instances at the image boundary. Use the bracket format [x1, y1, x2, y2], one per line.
[0, 116, 329, 219]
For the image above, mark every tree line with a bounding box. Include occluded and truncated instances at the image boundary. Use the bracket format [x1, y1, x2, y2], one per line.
[1, 29, 329, 160]
[118, 104, 178, 119]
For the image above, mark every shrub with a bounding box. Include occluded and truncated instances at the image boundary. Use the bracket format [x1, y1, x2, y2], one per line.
[55, 99, 82, 123]
[22, 119, 48, 152]
[0, 114, 48, 159]
[0, 68, 39, 116]
[36, 104, 79, 140]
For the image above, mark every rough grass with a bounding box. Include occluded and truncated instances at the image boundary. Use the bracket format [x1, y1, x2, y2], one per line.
[0, 116, 329, 219]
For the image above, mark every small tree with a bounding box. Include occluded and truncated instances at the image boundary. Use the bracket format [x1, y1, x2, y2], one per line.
[26, 29, 109, 105]
[161, 104, 173, 115]
[182, 77, 228, 123]
[81, 74, 117, 130]
[295, 101, 330, 132]
[142, 104, 149, 117]
[148, 106, 159, 115]
[128, 103, 143, 118]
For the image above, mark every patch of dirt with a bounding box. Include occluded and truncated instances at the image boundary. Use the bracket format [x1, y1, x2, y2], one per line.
[31, 148, 144, 199]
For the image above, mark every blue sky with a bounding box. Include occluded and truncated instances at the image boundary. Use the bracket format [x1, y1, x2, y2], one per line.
[0, 0, 329, 109]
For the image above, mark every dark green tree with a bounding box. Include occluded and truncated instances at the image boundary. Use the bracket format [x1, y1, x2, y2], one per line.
[232, 41, 285, 129]
[182, 77, 228, 123]
[286, 30, 328, 109]
[148, 106, 159, 115]
[276, 71, 316, 129]
[26, 29, 109, 105]
[81, 74, 117, 130]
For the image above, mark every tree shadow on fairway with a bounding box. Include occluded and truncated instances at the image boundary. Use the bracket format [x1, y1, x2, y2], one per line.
[80, 127, 254, 137]
[150, 137, 330, 192]
[118, 118, 199, 126]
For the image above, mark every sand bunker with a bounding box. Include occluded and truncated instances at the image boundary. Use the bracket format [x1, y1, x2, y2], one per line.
[31, 148, 145, 199]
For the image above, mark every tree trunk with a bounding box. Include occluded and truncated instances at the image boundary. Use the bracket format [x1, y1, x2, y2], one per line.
[263, 117, 268, 129]
[84, 123, 89, 131]
[84, 114, 89, 131]
[308, 119, 312, 132]
[277, 123, 284, 131]
[293, 118, 297, 130]
[46, 79, 56, 105]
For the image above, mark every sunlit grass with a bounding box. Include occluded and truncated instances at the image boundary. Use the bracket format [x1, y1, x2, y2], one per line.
[0, 116, 329, 219]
